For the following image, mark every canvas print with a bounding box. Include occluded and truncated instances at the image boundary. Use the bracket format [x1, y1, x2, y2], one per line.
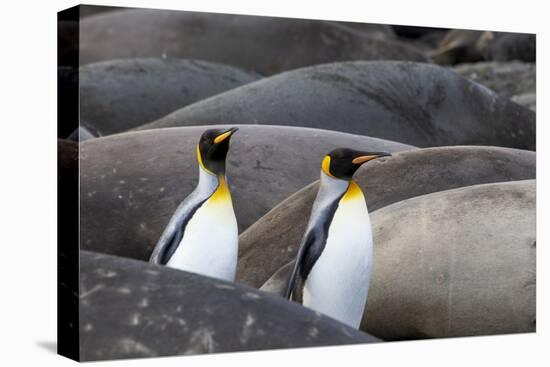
[57, 4, 536, 362]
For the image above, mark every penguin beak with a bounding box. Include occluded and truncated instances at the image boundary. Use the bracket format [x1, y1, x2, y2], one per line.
[214, 127, 238, 144]
[352, 152, 392, 165]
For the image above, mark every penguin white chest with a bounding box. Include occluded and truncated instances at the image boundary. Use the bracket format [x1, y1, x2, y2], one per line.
[303, 184, 373, 328]
[166, 181, 238, 281]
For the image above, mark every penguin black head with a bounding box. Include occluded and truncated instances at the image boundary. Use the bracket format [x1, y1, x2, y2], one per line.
[321, 148, 391, 180]
[197, 127, 238, 175]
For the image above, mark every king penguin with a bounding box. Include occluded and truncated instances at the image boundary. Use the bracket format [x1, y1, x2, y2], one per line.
[149, 127, 239, 282]
[284, 148, 391, 328]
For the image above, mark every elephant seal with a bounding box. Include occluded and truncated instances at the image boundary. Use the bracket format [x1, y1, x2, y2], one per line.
[80, 58, 261, 135]
[430, 29, 493, 64]
[364, 180, 535, 339]
[511, 93, 536, 111]
[80, 125, 414, 261]
[392, 25, 448, 39]
[79, 251, 380, 361]
[260, 181, 535, 339]
[141, 61, 535, 150]
[79, 9, 427, 73]
[79, 4, 121, 18]
[67, 126, 100, 142]
[431, 30, 535, 64]
[453, 61, 535, 98]
[486, 33, 535, 62]
[329, 21, 396, 39]
[58, 139, 79, 359]
[260, 261, 295, 297]
[58, 66, 79, 138]
[236, 146, 536, 287]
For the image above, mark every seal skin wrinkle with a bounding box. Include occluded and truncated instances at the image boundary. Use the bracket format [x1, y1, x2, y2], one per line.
[285, 148, 391, 328]
[149, 128, 239, 282]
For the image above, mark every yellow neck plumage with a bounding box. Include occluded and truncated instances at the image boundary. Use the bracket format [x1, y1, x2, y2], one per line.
[341, 180, 364, 202]
[209, 176, 232, 204]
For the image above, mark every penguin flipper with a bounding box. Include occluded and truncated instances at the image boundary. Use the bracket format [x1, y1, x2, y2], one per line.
[149, 195, 207, 265]
[159, 226, 184, 265]
[284, 230, 316, 300]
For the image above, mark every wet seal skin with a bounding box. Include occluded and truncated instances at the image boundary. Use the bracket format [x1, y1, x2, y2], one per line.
[79, 58, 261, 135]
[80, 9, 427, 74]
[141, 61, 535, 151]
[237, 146, 535, 288]
[79, 251, 381, 361]
[79, 125, 414, 261]
[364, 180, 536, 339]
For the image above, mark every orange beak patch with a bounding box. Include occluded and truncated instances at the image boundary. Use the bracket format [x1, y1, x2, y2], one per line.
[214, 129, 235, 144]
[352, 155, 379, 165]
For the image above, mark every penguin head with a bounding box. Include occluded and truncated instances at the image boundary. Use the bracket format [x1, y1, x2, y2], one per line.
[321, 148, 391, 180]
[196, 127, 238, 175]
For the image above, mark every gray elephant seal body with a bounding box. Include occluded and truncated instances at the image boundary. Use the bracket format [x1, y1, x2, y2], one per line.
[364, 180, 535, 339]
[79, 251, 380, 361]
[80, 125, 414, 261]
[453, 61, 536, 111]
[142, 61, 535, 150]
[79, 5, 121, 18]
[431, 30, 536, 64]
[80, 58, 260, 135]
[260, 261, 295, 297]
[430, 29, 493, 64]
[237, 146, 536, 287]
[80, 9, 427, 73]
[260, 181, 536, 339]
[453, 61, 535, 98]
[487, 33, 536, 62]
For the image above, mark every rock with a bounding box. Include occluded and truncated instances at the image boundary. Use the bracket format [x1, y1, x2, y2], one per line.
[260, 181, 536, 340]
[80, 125, 414, 261]
[80, 58, 261, 135]
[237, 146, 536, 287]
[79, 251, 380, 361]
[364, 180, 535, 339]
[141, 61, 535, 150]
[453, 61, 535, 98]
[80, 9, 428, 73]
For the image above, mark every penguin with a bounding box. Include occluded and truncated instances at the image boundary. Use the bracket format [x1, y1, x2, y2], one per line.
[149, 127, 239, 281]
[284, 148, 391, 328]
